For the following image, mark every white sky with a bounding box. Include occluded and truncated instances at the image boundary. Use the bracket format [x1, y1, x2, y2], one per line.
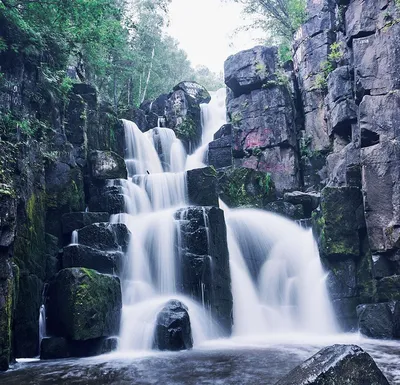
[166, 0, 263, 73]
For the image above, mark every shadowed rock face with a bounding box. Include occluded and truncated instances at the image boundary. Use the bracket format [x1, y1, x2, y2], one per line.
[153, 300, 193, 351]
[275, 344, 390, 385]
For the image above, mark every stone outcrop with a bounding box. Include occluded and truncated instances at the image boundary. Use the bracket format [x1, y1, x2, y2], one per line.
[153, 300, 193, 351]
[275, 344, 390, 385]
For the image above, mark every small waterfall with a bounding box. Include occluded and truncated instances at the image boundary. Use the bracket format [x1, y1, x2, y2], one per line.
[38, 284, 48, 351]
[186, 88, 227, 170]
[71, 230, 78, 245]
[222, 204, 338, 337]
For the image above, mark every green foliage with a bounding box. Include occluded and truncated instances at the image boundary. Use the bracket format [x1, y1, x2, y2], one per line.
[279, 43, 292, 63]
[314, 42, 344, 90]
[189, 66, 224, 92]
[175, 117, 197, 141]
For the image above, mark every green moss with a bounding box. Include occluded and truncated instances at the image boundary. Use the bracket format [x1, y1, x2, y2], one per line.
[175, 117, 197, 141]
[230, 112, 242, 126]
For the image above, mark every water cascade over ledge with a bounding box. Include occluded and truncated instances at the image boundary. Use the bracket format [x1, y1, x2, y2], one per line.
[113, 92, 337, 353]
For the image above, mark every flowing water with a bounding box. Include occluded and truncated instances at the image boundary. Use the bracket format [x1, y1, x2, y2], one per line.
[6, 90, 400, 383]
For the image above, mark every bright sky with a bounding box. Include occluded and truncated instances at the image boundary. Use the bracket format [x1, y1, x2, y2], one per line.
[167, 0, 264, 73]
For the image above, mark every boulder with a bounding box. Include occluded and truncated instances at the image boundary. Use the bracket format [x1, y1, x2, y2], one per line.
[214, 124, 232, 140]
[61, 212, 110, 234]
[224, 46, 278, 97]
[47, 268, 122, 341]
[186, 167, 219, 207]
[173, 81, 211, 104]
[76, 222, 130, 252]
[264, 201, 304, 220]
[284, 191, 320, 215]
[217, 167, 275, 209]
[376, 275, 400, 302]
[153, 300, 193, 351]
[121, 107, 148, 132]
[63, 244, 124, 275]
[89, 150, 127, 180]
[275, 344, 390, 385]
[175, 206, 232, 334]
[88, 184, 125, 215]
[40, 337, 70, 360]
[356, 303, 395, 339]
[208, 135, 232, 169]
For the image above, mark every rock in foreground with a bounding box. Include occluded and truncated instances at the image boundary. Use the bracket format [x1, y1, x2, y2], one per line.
[275, 344, 389, 385]
[153, 300, 193, 351]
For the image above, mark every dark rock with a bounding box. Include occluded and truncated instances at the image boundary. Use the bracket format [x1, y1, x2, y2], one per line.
[275, 344, 390, 385]
[61, 212, 110, 234]
[325, 259, 357, 299]
[376, 276, 400, 302]
[217, 167, 275, 208]
[224, 46, 278, 97]
[88, 184, 125, 215]
[63, 244, 124, 275]
[332, 297, 360, 332]
[47, 268, 122, 341]
[176, 206, 233, 334]
[153, 300, 193, 351]
[121, 107, 148, 132]
[186, 167, 218, 207]
[208, 136, 232, 169]
[373, 255, 394, 280]
[357, 303, 395, 339]
[89, 150, 127, 180]
[284, 191, 320, 214]
[214, 124, 232, 140]
[40, 337, 70, 360]
[173, 81, 211, 104]
[264, 201, 304, 220]
[76, 223, 130, 252]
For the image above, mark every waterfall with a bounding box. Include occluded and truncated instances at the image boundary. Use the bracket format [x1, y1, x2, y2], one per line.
[115, 90, 337, 353]
[38, 284, 48, 351]
[115, 119, 220, 352]
[221, 203, 338, 337]
[186, 88, 227, 170]
[71, 230, 78, 245]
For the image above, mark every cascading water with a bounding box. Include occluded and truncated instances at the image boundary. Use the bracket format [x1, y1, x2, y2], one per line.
[38, 284, 48, 351]
[186, 88, 227, 170]
[113, 90, 337, 354]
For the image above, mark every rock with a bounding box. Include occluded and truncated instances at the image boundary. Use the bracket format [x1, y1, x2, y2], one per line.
[76, 223, 130, 252]
[47, 268, 122, 341]
[224, 46, 278, 97]
[357, 303, 395, 339]
[319, 187, 365, 259]
[121, 107, 148, 132]
[173, 81, 211, 104]
[264, 201, 304, 220]
[331, 297, 360, 332]
[88, 184, 125, 215]
[275, 344, 390, 385]
[376, 276, 400, 302]
[284, 191, 320, 215]
[186, 167, 218, 207]
[89, 150, 127, 180]
[40, 337, 70, 360]
[217, 167, 275, 208]
[208, 135, 232, 169]
[372, 255, 394, 280]
[175, 206, 232, 335]
[325, 259, 357, 299]
[153, 300, 193, 351]
[214, 124, 232, 140]
[61, 212, 110, 234]
[63, 244, 124, 275]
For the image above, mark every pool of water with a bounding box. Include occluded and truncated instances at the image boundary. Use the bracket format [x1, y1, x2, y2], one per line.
[2, 334, 399, 384]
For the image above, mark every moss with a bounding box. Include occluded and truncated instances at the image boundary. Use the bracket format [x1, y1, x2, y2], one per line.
[175, 117, 197, 141]
[230, 112, 242, 126]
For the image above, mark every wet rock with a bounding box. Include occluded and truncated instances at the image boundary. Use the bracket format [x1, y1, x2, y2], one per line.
[214, 124, 232, 140]
[325, 259, 357, 299]
[121, 107, 148, 132]
[47, 268, 122, 341]
[208, 135, 232, 169]
[376, 276, 400, 302]
[153, 300, 193, 351]
[61, 212, 110, 234]
[373, 255, 394, 280]
[284, 191, 320, 215]
[63, 244, 124, 275]
[275, 344, 390, 385]
[224, 46, 278, 97]
[331, 297, 360, 332]
[357, 303, 395, 339]
[186, 167, 218, 207]
[40, 337, 70, 360]
[88, 184, 125, 215]
[173, 81, 211, 104]
[176, 206, 233, 334]
[89, 150, 127, 180]
[264, 201, 304, 220]
[76, 223, 130, 252]
[217, 167, 275, 209]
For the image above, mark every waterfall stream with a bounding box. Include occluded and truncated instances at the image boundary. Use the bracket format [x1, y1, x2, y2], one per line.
[114, 90, 337, 352]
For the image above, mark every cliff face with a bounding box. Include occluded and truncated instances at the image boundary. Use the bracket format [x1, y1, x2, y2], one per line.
[223, 0, 400, 331]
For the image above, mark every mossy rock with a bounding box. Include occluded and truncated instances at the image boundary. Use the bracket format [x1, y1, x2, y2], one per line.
[218, 167, 276, 208]
[376, 275, 400, 302]
[47, 268, 122, 341]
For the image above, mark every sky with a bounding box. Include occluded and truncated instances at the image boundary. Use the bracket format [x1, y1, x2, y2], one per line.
[167, 0, 264, 73]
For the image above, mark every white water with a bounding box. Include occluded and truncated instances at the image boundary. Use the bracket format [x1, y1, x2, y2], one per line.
[114, 90, 337, 353]
[71, 230, 78, 245]
[186, 88, 227, 170]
